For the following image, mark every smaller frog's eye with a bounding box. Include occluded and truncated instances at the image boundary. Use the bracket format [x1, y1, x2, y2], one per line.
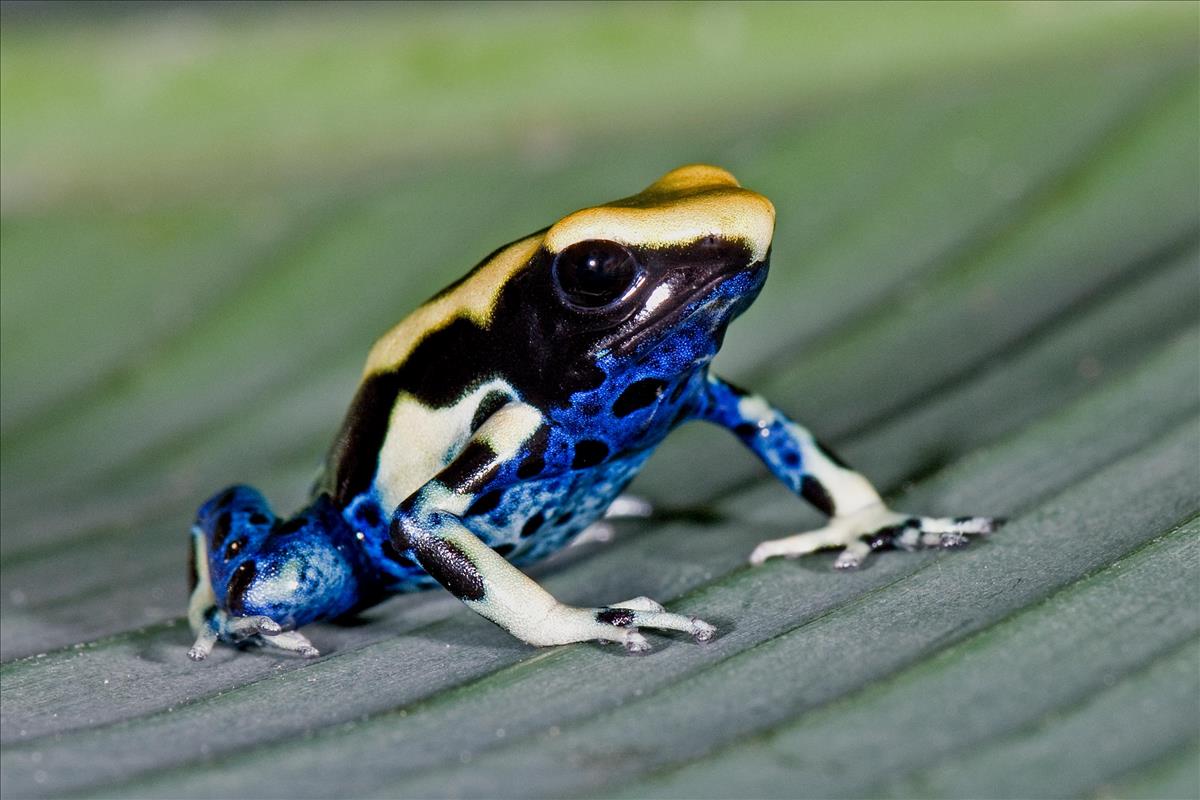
[552, 240, 641, 309]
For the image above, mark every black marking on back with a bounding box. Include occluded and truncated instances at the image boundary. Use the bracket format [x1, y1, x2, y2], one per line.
[597, 608, 636, 627]
[327, 370, 405, 507]
[471, 390, 510, 433]
[800, 475, 836, 517]
[572, 439, 609, 469]
[225, 561, 257, 615]
[492, 543, 515, 558]
[612, 378, 667, 418]
[415, 540, 485, 601]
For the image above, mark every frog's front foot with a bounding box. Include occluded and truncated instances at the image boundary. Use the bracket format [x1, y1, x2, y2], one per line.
[749, 504, 1004, 570]
[522, 595, 715, 653]
[188, 610, 320, 661]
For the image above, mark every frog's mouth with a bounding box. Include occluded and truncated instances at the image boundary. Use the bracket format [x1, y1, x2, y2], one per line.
[609, 258, 769, 357]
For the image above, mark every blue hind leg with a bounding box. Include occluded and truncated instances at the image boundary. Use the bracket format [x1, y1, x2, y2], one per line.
[187, 486, 359, 660]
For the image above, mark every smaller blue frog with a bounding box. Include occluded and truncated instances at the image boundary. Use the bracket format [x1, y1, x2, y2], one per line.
[187, 165, 1001, 660]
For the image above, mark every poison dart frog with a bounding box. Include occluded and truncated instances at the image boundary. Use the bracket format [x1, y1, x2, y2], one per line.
[187, 165, 1002, 660]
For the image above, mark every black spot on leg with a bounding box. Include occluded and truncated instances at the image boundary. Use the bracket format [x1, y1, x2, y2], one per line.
[596, 608, 636, 627]
[556, 511, 574, 526]
[210, 511, 232, 552]
[800, 476, 836, 517]
[734, 423, 758, 438]
[492, 543, 515, 558]
[868, 525, 905, 551]
[439, 440, 499, 495]
[415, 540, 485, 601]
[572, 440, 609, 469]
[466, 489, 503, 517]
[520, 513, 544, 538]
[612, 379, 667, 417]
[248, 512, 269, 527]
[471, 390, 510, 433]
[225, 561, 257, 615]
[381, 539, 419, 568]
[782, 451, 800, 468]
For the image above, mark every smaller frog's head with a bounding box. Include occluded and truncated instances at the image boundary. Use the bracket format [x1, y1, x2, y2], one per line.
[539, 164, 775, 359]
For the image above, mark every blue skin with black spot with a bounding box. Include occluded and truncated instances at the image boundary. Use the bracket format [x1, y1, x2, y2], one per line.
[193, 268, 795, 634]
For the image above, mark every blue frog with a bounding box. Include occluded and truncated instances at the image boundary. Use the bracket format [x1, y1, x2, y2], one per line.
[187, 165, 1001, 660]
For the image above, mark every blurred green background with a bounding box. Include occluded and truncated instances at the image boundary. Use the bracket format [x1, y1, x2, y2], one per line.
[2, 2, 1198, 798]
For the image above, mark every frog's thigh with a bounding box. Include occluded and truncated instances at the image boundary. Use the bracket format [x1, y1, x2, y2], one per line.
[392, 405, 711, 650]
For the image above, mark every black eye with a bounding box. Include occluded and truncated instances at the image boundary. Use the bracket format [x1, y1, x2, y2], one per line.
[552, 240, 640, 309]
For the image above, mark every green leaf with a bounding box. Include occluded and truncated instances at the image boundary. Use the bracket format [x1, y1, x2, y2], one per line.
[2, 3, 1197, 798]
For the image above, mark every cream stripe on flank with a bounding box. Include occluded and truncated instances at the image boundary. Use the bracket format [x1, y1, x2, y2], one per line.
[363, 234, 543, 376]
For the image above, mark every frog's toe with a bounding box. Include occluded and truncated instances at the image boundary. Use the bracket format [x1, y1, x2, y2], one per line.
[261, 629, 321, 658]
[623, 631, 652, 653]
[188, 625, 218, 661]
[225, 615, 282, 637]
[597, 599, 715, 647]
[750, 506, 1004, 570]
[610, 596, 665, 613]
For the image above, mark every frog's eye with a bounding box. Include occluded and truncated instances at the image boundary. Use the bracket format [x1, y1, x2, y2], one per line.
[552, 240, 641, 309]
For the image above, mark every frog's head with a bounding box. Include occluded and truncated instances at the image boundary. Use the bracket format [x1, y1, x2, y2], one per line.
[359, 165, 775, 410]
[539, 164, 776, 359]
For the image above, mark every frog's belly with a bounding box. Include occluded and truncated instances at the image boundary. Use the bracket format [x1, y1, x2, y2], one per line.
[470, 450, 654, 566]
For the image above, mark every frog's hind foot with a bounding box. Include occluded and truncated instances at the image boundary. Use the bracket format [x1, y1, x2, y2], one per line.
[749, 504, 1004, 570]
[591, 596, 716, 652]
[188, 611, 320, 661]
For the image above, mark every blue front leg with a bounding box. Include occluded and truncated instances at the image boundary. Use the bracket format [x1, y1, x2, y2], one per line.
[698, 373, 1002, 568]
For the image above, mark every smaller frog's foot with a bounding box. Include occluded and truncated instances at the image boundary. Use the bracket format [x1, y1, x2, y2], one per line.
[594, 596, 716, 652]
[571, 495, 656, 549]
[749, 504, 1004, 570]
[188, 611, 319, 661]
[605, 495, 654, 519]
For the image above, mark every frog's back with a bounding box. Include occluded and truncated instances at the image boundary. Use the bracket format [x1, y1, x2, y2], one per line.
[320, 235, 545, 513]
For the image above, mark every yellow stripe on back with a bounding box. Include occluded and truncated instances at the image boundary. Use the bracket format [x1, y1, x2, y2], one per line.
[544, 164, 775, 262]
[363, 234, 543, 376]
